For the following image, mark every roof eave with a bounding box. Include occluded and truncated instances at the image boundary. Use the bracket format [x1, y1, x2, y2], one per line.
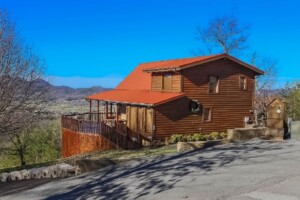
[85, 97, 154, 107]
[143, 67, 177, 73]
[85, 93, 185, 107]
[142, 54, 264, 75]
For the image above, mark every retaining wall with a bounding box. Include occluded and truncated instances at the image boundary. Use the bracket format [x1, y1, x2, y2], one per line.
[227, 127, 283, 142]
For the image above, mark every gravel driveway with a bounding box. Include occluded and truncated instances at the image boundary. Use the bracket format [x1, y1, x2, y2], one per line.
[1, 139, 300, 200]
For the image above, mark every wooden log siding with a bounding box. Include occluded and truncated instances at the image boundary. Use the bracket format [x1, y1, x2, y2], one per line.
[151, 72, 182, 92]
[154, 58, 255, 140]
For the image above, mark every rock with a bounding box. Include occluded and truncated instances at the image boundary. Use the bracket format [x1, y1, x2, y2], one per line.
[10, 171, 23, 181]
[49, 165, 59, 178]
[177, 141, 206, 152]
[20, 170, 31, 179]
[29, 168, 42, 179]
[1, 173, 10, 182]
[41, 167, 51, 178]
[57, 163, 76, 178]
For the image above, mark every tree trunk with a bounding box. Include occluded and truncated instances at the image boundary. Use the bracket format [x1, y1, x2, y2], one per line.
[18, 150, 26, 168]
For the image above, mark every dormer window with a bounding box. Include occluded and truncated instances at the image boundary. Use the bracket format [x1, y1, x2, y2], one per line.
[208, 76, 219, 94]
[162, 74, 172, 91]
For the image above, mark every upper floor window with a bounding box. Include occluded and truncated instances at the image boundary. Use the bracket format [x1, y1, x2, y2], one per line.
[208, 76, 219, 94]
[240, 76, 247, 90]
[162, 74, 172, 91]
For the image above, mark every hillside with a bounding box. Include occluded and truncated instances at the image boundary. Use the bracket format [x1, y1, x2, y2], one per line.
[36, 79, 110, 116]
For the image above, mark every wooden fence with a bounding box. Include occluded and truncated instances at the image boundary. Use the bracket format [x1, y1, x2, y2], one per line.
[61, 115, 139, 149]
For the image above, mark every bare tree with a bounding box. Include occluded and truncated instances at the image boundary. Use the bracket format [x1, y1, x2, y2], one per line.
[249, 52, 278, 125]
[195, 14, 278, 126]
[195, 15, 250, 55]
[0, 10, 48, 166]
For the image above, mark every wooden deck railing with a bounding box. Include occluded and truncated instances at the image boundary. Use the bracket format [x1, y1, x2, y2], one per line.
[61, 115, 139, 149]
[64, 112, 116, 122]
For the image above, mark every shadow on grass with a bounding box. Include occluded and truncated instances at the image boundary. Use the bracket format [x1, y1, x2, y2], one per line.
[45, 140, 291, 200]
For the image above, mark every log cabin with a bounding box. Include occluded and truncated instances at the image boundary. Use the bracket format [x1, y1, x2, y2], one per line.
[61, 54, 264, 155]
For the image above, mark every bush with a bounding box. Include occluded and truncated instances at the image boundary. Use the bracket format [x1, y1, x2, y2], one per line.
[170, 134, 184, 144]
[183, 135, 193, 142]
[192, 133, 206, 141]
[204, 134, 214, 141]
[170, 131, 227, 144]
[220, 132, 227, 139]
[210, 132, 222, 140]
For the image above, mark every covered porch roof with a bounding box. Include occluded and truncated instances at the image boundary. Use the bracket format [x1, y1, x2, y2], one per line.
[86, 89, 185, 106]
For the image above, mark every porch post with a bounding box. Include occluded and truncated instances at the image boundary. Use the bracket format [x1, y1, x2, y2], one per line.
[97, 100, 100, 122]
[116, 104, 119, 121]
[105, 101, 108, 119]
[151, 107, 155, 146]
[110, 102, 113, 118]
[89, 100, 92, 121]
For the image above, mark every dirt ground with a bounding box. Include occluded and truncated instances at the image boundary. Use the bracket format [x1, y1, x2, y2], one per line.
[0, 178, 60, 197]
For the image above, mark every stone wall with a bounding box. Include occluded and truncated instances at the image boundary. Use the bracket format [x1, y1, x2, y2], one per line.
[62, 128, 116, 158]
[227, 127, 283, 142]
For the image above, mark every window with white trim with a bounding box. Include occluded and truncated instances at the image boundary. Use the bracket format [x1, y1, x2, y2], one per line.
[208, 76, 219, 94]
[240, 76, 247, 90]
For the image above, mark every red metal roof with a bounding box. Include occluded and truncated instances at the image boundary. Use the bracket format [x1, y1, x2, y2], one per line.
[142, 54, 264, 74]
[116, 54, 263, 91]
[116, 63, 152, 90]
[86, 89, 184, 106]
[87, 54, 263, 106]
[142, 54, 218, 72]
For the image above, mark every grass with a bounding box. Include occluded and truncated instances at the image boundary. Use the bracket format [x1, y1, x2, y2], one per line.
[0, 145, 178, 174]
[0, 161, 57, 174]
[87, 144, 177, 162]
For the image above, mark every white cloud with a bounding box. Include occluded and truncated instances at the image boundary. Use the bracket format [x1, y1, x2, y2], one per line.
[47, 76, 123, 88]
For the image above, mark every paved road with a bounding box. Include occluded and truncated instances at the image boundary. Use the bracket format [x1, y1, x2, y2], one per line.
[1, 139, 300, 200]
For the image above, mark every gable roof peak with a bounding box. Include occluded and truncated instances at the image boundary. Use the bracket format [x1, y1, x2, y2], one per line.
[142, 53, 264, 75]
[139, 54, 223, 65]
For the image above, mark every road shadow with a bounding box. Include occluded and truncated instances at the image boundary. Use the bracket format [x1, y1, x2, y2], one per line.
[45, 139, 292, 200]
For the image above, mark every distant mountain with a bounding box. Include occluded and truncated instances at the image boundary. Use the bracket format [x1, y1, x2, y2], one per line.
[34, 79, 110, 101]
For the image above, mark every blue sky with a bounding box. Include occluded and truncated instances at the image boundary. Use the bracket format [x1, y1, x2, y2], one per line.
[1, 0, 299, 88]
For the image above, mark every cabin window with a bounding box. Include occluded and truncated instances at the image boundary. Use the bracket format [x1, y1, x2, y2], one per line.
[203, 107, 212, 122]
[208, 76, 219, 94]
[162, 74, 172, 91]
[240, 76, 247, 90]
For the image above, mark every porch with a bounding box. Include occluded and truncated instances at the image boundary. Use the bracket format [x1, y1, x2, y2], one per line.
[61, 100, 154, 150]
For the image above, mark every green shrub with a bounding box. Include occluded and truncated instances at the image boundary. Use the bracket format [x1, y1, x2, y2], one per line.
[204, 134, 214, 141]
[220, 132, 227, 139]
[210, 132, 222, 140]
[170, 132, 227, 144]
[170, 134, 184, 144]
[184, 135, 194, 142]
[192, 133, 206, 141]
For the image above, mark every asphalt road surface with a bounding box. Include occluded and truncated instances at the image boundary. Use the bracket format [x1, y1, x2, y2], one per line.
[1, 139, 300, 200]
